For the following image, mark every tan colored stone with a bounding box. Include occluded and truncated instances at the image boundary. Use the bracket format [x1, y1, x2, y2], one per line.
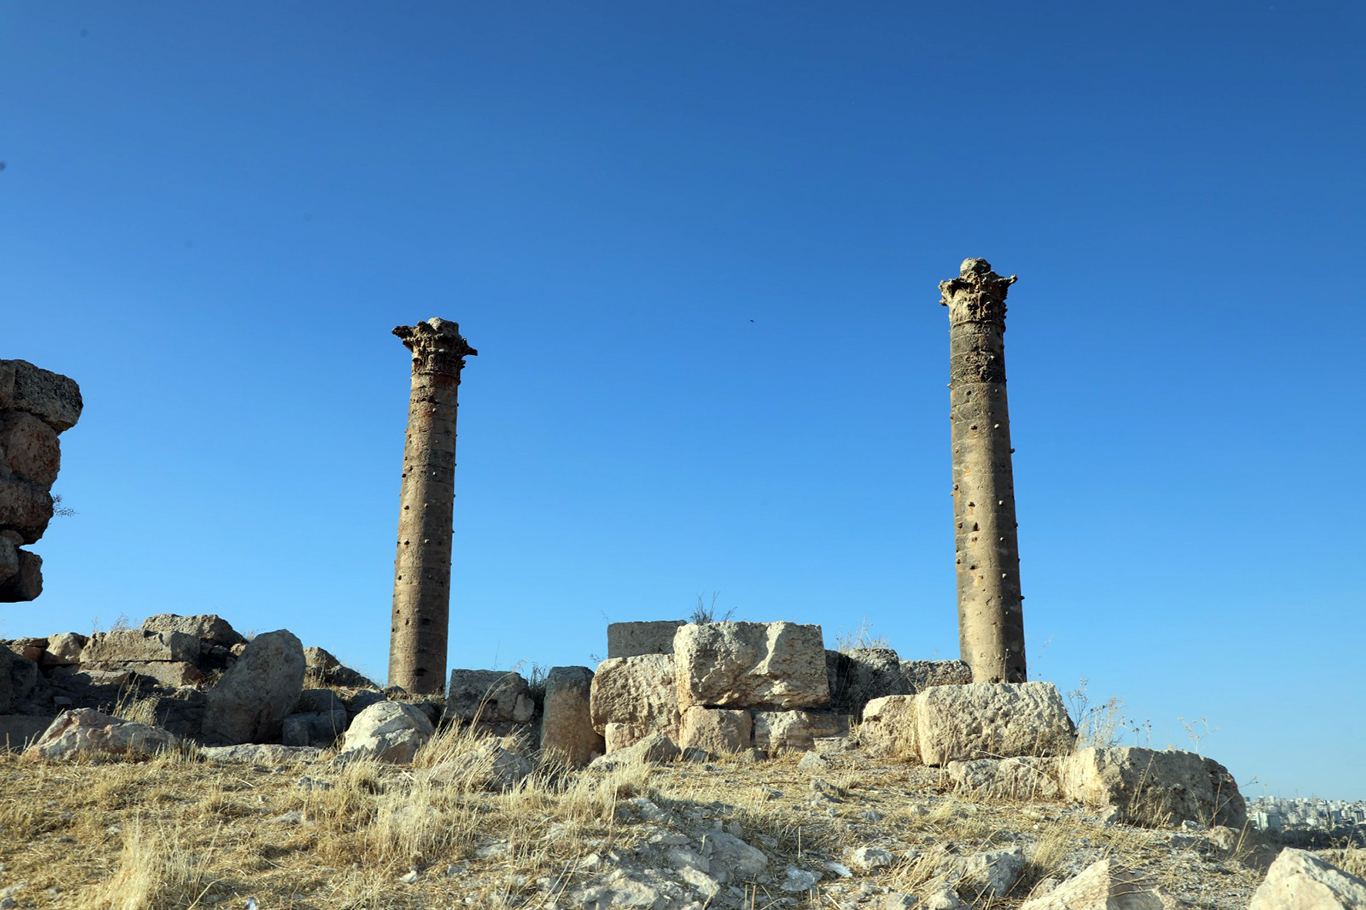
[946, 757, 1060, 800]
[40, 632, 87, 667]
[604, 722, 648, 752]
[1059, 747, 1246, 829]
[860, 695, 918, 758]
[0, 478, 53, 545]
[25, 708, 179, 761]
[82, 629, 200, 664]
[337, 700, 434, 764]
[141, 613, 246, 649]
[589, 654, 678, 739]
[915, 681, 1072, 766]
[1019, 858, 1172, 910]
[540, 666, 603, 768]
[751, 709, 849, 754]
[203, 630, 305, 745]
[607, 620, 687, 658]
[675, 621, 829, 710]
[0, 360, 83, 432]
[679, 706, 752, 756]
[1249, 847, 1366, 909]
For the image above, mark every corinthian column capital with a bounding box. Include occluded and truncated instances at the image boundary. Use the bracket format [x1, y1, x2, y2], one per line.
[393, 318, 478, 376]
[939, 258, 1017, 328]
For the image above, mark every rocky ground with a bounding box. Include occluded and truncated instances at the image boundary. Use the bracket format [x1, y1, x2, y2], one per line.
[3, 724, 1360, 910]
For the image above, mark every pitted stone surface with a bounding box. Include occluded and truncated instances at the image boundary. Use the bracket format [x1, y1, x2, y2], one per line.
[914, 681, 1072, 766]
[445, 670, 534, 724]
[540, 665, 603, 768]
[1059, 746, 1247, 829]
[751, 709, 849, 754]
[203, 630, 305, 745]
[674, 622, 829, 710]
[679, 706, 752, 756]
[590, 654, 678, 744]
[81, 629, 200, 665]
[140, 614, 246, 649]
[607, 620, 687, 658]
[1248, 847, 1366, 910]
[901, 659, 972, 692]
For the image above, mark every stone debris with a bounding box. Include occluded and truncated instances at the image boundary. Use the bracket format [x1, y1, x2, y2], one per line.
[674, 621, 829, 711]
[24, 708, 179, 761]
[335, 701, 434, 764]
[1019, 857, 1172, 909]
[1059, 746, 1247, 829]
[1248, 847, 1366, 909]
[915, 680, 1073, 765]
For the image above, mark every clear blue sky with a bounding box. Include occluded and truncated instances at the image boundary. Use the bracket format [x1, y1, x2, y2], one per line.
[3, 3, 1363, 800]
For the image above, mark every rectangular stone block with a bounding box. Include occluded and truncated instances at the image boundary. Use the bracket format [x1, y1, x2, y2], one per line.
[1059, 746, 1246, 829]
[675, 621, 829, 710]
[589, 654, 678, 736]
[0, 478, 54, 544]
[607, 620, 686, 658]
[751, 709, 850, 754]
[445, 670, 534, 723]
[0, 360, 83, 432]
[901, 659, 972, 692]
[914, 681, 1073, 766]
[860, 694, 918, 758]
[121, 661, 205, 687]
[82, 629, 200, 664]
[679, 706, 752, 756]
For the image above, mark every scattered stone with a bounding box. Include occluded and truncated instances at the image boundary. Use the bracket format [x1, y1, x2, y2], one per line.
[200, 744, 322, 764]
[1248, 847, 1366, 909]
[336, 701, 434, 764]
[915, 681, 1073, 765]
[421, 740, 533, 792]
[445, 669, 534, 724]
[25, 708, 179, 761]
[540, 665, 604, 768]
[590, 732, 680, 770]
[674, 621, 829, 710]
[607, 620, 687, 658]
[698, 830, 769, 883]
[203, 630, 305, 745]
[1059, 747, 1247, 829]
[781, 865, 820, 891]
[1019, 857, 1172, 909]
[955, 846, 1026, 899]
[797, 750, 830, 773]
[848, 846, 896, 873]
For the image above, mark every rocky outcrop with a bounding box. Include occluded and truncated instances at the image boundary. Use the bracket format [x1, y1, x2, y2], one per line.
[539, 666, 603, 768]
[674, 622, 829, 711]
[203, 630, 305, 744]
[0, 360, 82, 602]
[335, 700, 434, 764]
[25, 708, 179, 760]
[1059, 747, 1247, 829]
[915, 681, 1073, 765]
[1248, 847, 1366, 909]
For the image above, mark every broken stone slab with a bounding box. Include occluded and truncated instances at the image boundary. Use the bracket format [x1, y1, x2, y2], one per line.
[590, 653, 678, 744]
[1249, 847, 1366, 909]
[1019, 857, 1173, 909]
[751, 709, 850, 754]
[445, 670, 534, 724]
[335, 700, 434, 764]
[140, 613, 246, 650]
[88, 660, 204, 688]
[25, 708, 179, 760]
[606, 620, 687, 658]
[860, 695, 918, 758]
[1059, 746, 1247, 829]
[0, 479, 53, 545]
[679, 705, 752, 756]
[826, 648, 910, 719]
[203, 630, 305, 745]
[674, 621, 830, 711]
[0, 360, 84, 432]
[953, 846, 1026, 900]
[5, 637, 46, 663]
[0, 714, 53, 751]
[282, 710, 348, 747]
[539, 666, 603, 768]
[303, 646, 374, 688]
[901, 659, 972, 692]
[200, 743, 324, 764]
[604, 721, 649, 753]
[81, 629, 200, 665]
[915, 681, 1073, 766]
[38, 632, 86, 667]
[946, 756, 1061, 800]
[588, 732, 680, 770]
[0, 411, 61, 487]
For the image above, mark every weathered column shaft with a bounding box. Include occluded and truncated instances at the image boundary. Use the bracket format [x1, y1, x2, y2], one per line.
[390, 319, 476, 693]
[940, 259, 1026, 683]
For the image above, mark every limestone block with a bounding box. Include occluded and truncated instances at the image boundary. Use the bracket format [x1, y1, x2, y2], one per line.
[1059, 747, 1247, 829]
[82, 629, 200, 665]
[607, 620, 687, 658]
[200, 743, 322, 764]
[282, 710, 348, 747]
[915, 681, 1073, 766]
[0, 478, 53, 544]
[826, 648, 910, 718]
[297, 688, 346, 715]
[119, 661, 205, 688]
[674, 621, 829, 710]
[303, 646, 374, 688]
[7, 637, 46, 663]
[0, 360, 83, 432]
[901, 659, 972, 692]
[752, 709, 850, 754]
[1, 714, 54, 751]
[589, 654, 678, 738]
[420, 740, 533, 792]
[445, 670, 534, 724]
[589, 731, 680, 769]
[40, 632, 87, 667]
[0, 549, 41, 602]
[0, 411, 61, 486]
[140, 613, 246, 649]
[860, 695, 918, 758]
[679, 705, 752, 756]
[1249, 847, 1366, 909]
[336, 700, 434, 764]
[953, 846, 1026, 900]
[540, 666, 603, 768]
[203, 630, 305, 745]
[0, 648, 12, 713]
[26, 708, 179, 761]
[946, 757, 1061, 800]
[0, 536, 17, 584]
[604, 722, 648, 752]
[1019, 857, 1171, 910]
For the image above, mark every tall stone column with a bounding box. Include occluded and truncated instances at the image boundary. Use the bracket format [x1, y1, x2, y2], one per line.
[939, 258, 1027, 683]
[390, 318, 476, 694]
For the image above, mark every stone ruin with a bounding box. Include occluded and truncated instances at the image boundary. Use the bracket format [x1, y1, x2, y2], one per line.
[2, 614, 1248, 835]
[0, 360, 82, 603]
